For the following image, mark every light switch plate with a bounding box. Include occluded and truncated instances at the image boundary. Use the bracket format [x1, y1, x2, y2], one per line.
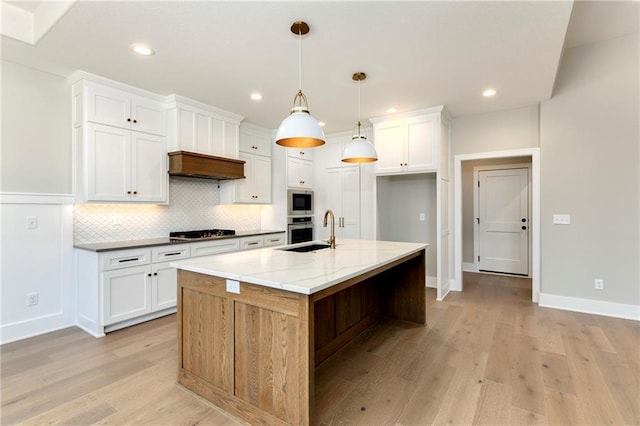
[553, 214, 571, 225]
[226, 279, 240, 294]
[26, 216, 38, 229]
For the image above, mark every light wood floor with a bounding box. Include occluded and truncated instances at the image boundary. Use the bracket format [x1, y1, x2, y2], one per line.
[2, 273, 638, 425]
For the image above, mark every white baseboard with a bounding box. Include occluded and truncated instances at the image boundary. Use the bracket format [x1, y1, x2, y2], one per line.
[463, 262, 477, 272]
[0, 312, 75, 345]
[426, 275, 437, 288]
[539, 292, 640, 321]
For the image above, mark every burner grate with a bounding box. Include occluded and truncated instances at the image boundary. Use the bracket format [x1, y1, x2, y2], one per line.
[169, 229, 236, 240]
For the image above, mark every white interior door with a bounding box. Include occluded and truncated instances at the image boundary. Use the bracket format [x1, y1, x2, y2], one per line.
[477, 168, 529, 275]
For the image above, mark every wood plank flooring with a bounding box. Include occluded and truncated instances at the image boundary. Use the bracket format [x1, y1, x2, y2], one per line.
[2, 272, 638, 425]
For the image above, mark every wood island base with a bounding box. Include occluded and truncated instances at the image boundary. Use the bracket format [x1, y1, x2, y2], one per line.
[177, 249, 426, 425]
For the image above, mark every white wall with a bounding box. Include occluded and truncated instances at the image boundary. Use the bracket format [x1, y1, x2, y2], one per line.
[1, 61, 72, 193]
[377, 173, 437, 282]
[451, 105, 540, 156]
[539, 33, 639, 314]
[1, 63, 75, 343]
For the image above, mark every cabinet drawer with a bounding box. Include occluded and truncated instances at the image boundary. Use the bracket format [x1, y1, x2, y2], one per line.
[239, 236, 264, 250]
[101, 248, 151, 271]
[152, 244, 190, 262]
[263, 233, 285, 247]
[190, 239, 240, 257]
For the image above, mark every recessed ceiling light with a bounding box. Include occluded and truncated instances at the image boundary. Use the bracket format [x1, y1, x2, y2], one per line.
[250, 93, 263, 101]
[387, 108, 398, 114]
[131, 44, 155, 56]
[482, 88, 497, 97]
[318, 121, 326, 127]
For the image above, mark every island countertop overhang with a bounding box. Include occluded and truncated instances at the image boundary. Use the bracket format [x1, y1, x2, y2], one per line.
[171, 239, 428, 295]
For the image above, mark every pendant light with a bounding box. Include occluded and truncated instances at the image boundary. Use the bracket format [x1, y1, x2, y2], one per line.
[342, 72, 378, 163]
[275, 21, 325, 148]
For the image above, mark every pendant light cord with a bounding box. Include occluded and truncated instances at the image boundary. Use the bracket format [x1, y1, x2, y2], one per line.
[298, 27, 302, 92]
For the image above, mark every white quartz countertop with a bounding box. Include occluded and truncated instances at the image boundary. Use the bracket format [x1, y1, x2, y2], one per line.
[171, 239, 428, 295]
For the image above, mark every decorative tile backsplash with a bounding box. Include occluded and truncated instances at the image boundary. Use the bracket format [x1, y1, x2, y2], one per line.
[74, 177, 262, 243]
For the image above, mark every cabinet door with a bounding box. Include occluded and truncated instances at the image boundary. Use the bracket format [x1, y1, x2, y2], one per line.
[287, 157, 313, 189]
[152, 262, 177, 311]
[325, 167, 360, 239]
[374, 120, 405, 174]
[341, 166, 361, 239]
[253, 154, 271, 203]
[86, 82, 131, 129]
[406, 116, 436, 172]
[130, 132, 167, 203]
[86, 123, 131, 201]
[103, 265, 152, 325]
[234, 152, 255, 203]
[240, 128, 271, 157]
[288, 147, 314, 160]
[131, 96, 166, 136]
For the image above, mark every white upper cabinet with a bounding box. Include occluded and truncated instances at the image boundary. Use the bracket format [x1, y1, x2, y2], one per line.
[371, 107, 445, 175]
[220, 123, 272, 204]
[239, 126, 271, 157]
[287, 147, 315, 160]
[85, 81, 166, 136]
[86, 123, 167, 202]
[72, 73, 169, 204]
[166, 95, 243, 159]
[287, 157, 313, 189]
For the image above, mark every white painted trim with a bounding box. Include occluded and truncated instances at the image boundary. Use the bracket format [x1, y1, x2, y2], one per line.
[426, 275, 437, 288]
[0, 192, 74, 205]
[463, 262, 477, 272]
[454, 148, 540, 302]
[0, 312, 75, 345]
[369, 105, 445, 123]
[539, 293, 640, 321]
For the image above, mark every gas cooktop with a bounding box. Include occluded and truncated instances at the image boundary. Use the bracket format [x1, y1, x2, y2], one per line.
[169, 229, 236, 241]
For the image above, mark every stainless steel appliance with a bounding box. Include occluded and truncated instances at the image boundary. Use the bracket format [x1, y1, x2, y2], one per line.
[287, 217, 313, 244]
[287, 189, 313, 216]
[169, 229, 236, 241]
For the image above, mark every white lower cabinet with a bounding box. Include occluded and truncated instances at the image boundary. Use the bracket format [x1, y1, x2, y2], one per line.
[263, 233, 285, 247]
[76, 233, 284, 337]
[103, 265, 152, 325]
[152, 261, 179, 311]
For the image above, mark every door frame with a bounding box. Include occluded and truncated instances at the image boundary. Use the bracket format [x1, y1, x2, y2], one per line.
[453, 148, 540, 303]
[473, 164, 532, 276]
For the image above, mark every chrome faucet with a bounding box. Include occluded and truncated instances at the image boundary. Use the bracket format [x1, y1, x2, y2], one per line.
[323, 209, 336, 249]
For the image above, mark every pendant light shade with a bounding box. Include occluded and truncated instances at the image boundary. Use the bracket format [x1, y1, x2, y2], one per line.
[342, 72, 378, 163]
[275, 21, 325, 148]
[342, 132, 378, 163]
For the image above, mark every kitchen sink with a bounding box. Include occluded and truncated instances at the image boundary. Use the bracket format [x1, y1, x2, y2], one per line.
[280, 243, 332, 253]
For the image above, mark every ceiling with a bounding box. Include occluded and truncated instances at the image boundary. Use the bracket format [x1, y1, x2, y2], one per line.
[1, 1, 637, 133]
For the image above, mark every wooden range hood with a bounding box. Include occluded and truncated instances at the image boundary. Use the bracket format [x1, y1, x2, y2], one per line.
[168, 151, 245, 180]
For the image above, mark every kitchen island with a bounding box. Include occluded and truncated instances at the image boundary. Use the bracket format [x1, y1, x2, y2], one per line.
[171, 239, 427, 425]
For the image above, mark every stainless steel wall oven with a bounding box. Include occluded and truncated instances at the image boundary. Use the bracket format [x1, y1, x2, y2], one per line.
[288, 216, 313, 244]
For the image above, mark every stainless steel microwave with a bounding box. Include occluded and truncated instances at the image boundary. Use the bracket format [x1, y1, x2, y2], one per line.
[288, 189, 313, 216]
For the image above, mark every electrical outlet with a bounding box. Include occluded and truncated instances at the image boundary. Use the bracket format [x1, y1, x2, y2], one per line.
[226, 279, 240, 294]
[26, 216, 38, 229]
[112, 214, 121, 225]
[419, 213, 426, 222]
[27, 292, 39, 306]
[553, 214, 571, 225]
[594, 279, 604, 290]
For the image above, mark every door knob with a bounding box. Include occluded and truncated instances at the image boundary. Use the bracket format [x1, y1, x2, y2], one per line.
[522, 226, 527, 230]
[521, 218, 527, 222]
